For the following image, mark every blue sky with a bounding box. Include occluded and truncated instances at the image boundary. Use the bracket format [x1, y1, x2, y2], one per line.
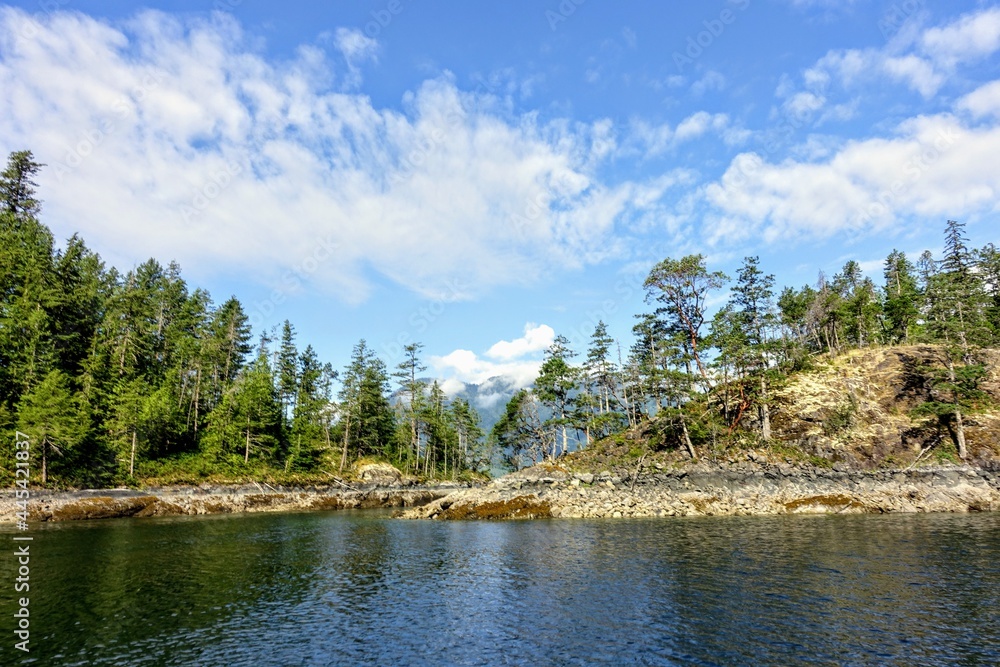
[2, 0, 999, 396]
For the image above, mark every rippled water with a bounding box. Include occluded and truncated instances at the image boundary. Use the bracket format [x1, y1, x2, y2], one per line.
[2, 511, 999, 666]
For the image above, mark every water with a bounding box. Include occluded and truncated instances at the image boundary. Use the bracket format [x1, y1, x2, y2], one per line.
[2, 511, 999, 666]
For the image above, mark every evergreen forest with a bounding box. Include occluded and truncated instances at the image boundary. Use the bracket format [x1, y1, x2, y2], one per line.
[3, 150, 999, 487]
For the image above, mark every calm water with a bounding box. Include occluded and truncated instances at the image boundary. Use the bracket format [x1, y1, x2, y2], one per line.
[1, 511, 999, 666]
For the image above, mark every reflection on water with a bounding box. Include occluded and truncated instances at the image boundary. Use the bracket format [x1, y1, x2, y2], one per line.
[1, 511, 998, 666]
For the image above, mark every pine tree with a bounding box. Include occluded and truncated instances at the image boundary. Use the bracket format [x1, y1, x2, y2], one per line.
[491, 389, 547, 470]
[977, 242, 1000, 341]
[393, 343, 427, 474]
[644, 254, 728, 381]
[204, 354, 282, 465]
[106, 377, 149, 478]
[287, 345, 328, 471]
[534, 334, 579, 458]
[16, 369, 88, 485]
[448, 397, 484, 476]
[921, 220, 991, 458]
[583, 321, 624, 442]
[338, 340, 395, 471]
[882, 250, 921, 344]
[0, 150, 43, 218]
[729, 256, 778, 440]
[277, 320, 298, 425]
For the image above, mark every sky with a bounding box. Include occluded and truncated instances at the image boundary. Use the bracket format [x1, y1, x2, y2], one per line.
[2, 0, 999, 398]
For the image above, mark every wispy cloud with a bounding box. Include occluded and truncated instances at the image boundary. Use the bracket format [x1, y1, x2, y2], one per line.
[431, 322, 555, 389]
[0, 8, 674, 302]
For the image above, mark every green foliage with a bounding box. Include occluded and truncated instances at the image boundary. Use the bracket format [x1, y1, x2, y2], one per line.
[3, 151, 1000, 484]
[491, 389, 546, 470]
[821, 395, 859, 436]
[882, 249, 921, 344]
[16, 369, 89, 484]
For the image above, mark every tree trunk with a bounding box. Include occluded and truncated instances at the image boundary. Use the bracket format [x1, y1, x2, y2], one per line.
[680, 415, 697, 460]
[41, 443, 47, 485]
[954, 407, 967, 459]
[130, 430, 137, 477]
[561, 412, 568, 455]
[948, 359, 968, 459]
[409, 416, 417, 475]
[759, 374, 771, 441]
[193, 367, 201, 434]
[340, 414, 350, 473]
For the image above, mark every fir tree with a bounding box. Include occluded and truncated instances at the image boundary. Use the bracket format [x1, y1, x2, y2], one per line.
[16, 369, 88, 484]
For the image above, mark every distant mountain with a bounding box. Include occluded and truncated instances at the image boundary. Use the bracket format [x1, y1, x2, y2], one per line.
[390, 375, 524, 434]
[449, 375, 523, 432]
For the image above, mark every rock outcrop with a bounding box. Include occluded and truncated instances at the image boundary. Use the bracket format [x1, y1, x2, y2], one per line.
[0, 482, 457, 523]
[399, 462, 1000, 520]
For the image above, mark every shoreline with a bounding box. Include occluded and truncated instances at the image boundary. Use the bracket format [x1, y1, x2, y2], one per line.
[400, 462, 1000, 519]
[0, 481, 462, 523]
[5, 462, 999, 523]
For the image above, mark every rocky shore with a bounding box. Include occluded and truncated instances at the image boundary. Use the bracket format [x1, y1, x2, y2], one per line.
[0, 481, 458, 523]
[399, 462, 1000, 520]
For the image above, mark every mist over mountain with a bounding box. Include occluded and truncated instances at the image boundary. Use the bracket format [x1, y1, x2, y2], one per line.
[391, 375, 524, 434]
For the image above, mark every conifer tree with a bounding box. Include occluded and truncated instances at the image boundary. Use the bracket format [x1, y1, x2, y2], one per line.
[882, 250, 921, 344]
[16, 369, 88, 484]
[535, 335, 579, 458]
[920, 220, 991, 458]
[644, 254, 728, 381]
[393, 343, 427, 473]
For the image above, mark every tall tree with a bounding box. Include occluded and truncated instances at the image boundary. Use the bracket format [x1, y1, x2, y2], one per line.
[16, 369, 88, 484]
[0, 150, 43, 218]
[338, 340, 395, 471]
[491, 389, 547, 471]
[644, 254, 728, 381]
[287, 345, 328, 472]
[882, 250, 921, 344]
[922, 220, 991, 458]
[977, 242, 1000, 341]
[276, 320, 298, 424]
[448, 397, 484, 476]
[204, 354, 282, 465]
[393, 343, 427, 473]
[728, 256, 777, 440]
[534, 335, 579, 458]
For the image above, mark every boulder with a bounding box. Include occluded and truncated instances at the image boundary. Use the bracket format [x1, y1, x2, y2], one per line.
[357, 462, 403, 485]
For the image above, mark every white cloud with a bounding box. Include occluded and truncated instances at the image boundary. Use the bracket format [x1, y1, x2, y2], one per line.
[430, 322, 556, 389]
[627, 112, 732, 158]
[0, 8, 660, 302]
[674, 111, 729, 143]
[921, 7, 1000, 69]
[882, 55, 942, 98]
[958, 80, 1000, 119]
[439, 378, 467, 396]
[486, 323, 555, 360]
[333, 27, 377, 64]
[780, 8, 1000, 105]
[703, 110, 1000, 245]
[430, 348, 541, 390]
[783, 91, 825, 117]
[691, 70, 726, 97]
